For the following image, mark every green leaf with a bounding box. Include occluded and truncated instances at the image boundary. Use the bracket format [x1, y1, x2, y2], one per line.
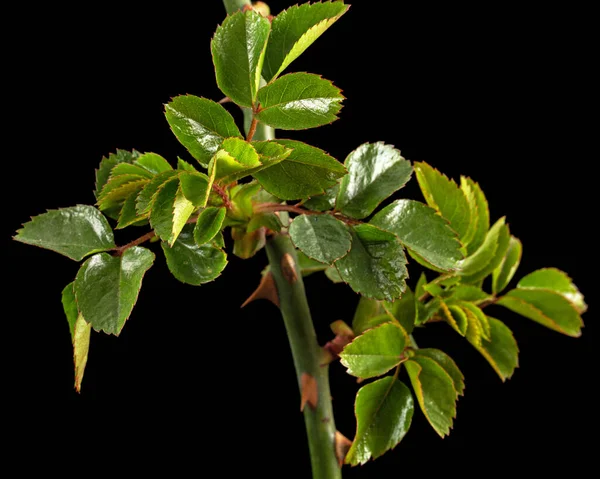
[340, 322, 408, 379]
[209, 138, 261, 184]
[134, 152, 173, 175]
[472, 316, 519, 381]
[256, 73, 343, 130]
[352, 297, 385, 335]
[296, 250, 328, 276]
[97, 176, 149, 207]
[72, 314, 92, 393]
[440, 302, 467, 336]
[405, 356, 458, 437]
[303, 183, 340, 212]
[61, 282, 78, 336]
[415, 273, 428, 299]
[325, 265, 343, 283]
[459, 301, 491, 340]
[230, 182, 262, 220]
[414, 349, 465, 396]
[109, 163, 154, 179]
[382, 286, 416, 334]
[211, 10, 271, 107]
[194, 207, 226, 245]
[459, 218, 510, 283]
[497, 289, 583, 337]
[136, 170, 179, 215]
[248, 140, 293, 176]
[414, 162, 471, 240]
[517, 268, 587, 313]
[117, 192, 148, 229]
[165, 95, 242, 167]
[247, 213, 281, 233]
[149, 177, 180, 243]
[74, 247, 155, 335]
[492, 235, 522, 294]
[179, 171, 211, 208]
[263, 1, 349, 82]
[231, 226, 266, 259]
[463, 304, 484, 347]
[346, 377, 414, 466]
[163, 226, 227, 285]
[336, 143, 412, 219]
[335, 224, 407, 301]
[177, 158, 197, 172]
[253, 139, 346, 199]
[460, 177, 489, 254]
[371, 199, 462, 271]
[95, 149, 141, 199]
[15, 205, 115, 261]
[172, 185, 196, 245]
[289, 214, 351, 265]
[446, 285, 491, 303]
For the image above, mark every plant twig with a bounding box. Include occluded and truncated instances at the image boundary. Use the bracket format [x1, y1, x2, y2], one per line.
[246, 115, 259, 142]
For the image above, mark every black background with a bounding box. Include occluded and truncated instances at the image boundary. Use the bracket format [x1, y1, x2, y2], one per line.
[5, 1, 594, 475]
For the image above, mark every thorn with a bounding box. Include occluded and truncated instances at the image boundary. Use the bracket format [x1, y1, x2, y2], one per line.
[356, 377, 364, 384]
[218, 96, 231, 104]
[300, 373, 318, 412]
[335, 431, 352, 466]
[241, 271, 279, 308]
[281, 253, 298, 284]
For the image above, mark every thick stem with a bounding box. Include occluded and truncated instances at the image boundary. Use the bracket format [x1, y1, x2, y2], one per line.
[266, 235, 341, 479]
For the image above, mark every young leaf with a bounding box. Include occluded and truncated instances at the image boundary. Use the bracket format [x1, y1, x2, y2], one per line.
[256, 73, 343, 130]
[211, 10, 271, 107]
[459, 301, 491, 340]
[335, 224, 408, 301]
[352, 297, 384, 335]
[232, 226, 266, 259]
[497, 289, 583, 337]
[74, 247, 155, 335]
[460, 177, 490, 253]
[117, 193, 148, 229]
[177, 158, 197, 172]
[72, 314, 92, 393]
[289, 214, 351, 265]
[517, 268, 587, 313]
[415, 272, 428, 299]
[15, 205, 115, 261]
[262, 2, 349, 82]
[414, 349, 465, 397]
[303, 184, 340, 212]
[248, 140, 294, 176]
[405, 356, 458, 437]
[61, 282, 79, 336]
[414, 162, 471, 239]
[179, 171, 211, 208]
[134, 152, 173, 175]
[382, 286, 416, 334]
[162, 226, 227, 285]
[471, 317, 519, 381]
[446, 285, 491, 303]
[346, 377, 414, 466]
[97, 176, 149, 209]
[194, 207, 226, 245]
[337, 143, 412, 219]
[459, 218, 510, 283]
[95, 149, 141, 198]
[172, 185, 196, 245]
[253, 139, 346, 199]
[339, 322, 408, 379]
[209, 138, 261, 184]
[371, 199, 463, 271]
[136, 170, 179, 215]
[440, 302, 467, 336]
[492, 235, 522, 294]
[149, 177, 180, 243]
[165, 95, 242, 167]
[109, 163, 154, 179]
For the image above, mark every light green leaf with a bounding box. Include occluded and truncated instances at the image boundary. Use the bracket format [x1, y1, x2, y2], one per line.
[263, 1, 349, 82]
[415, 272, 428, 299]
[248, 140, 293, 176]
[289, 214, 351, 265]
[336, 224, 407, 301]
[446, 285, 491, 303]
[325, 265, 343, 283]
[459, 301, 491, 341]
[440, 302, 467, 336]
[165, 95, 242, 167]
[136, 170, 179, 215]
[177, 158, 197, 172]
[463, 304, 484, 347]
[247, 213, 281, 233]
[517, 268, 586, 313]
[194, 207, 226, 245]
[209, 138, 261, 184]
[371, 199, 462, 271]
[497, 288, 583, 337]
[134, 152, 173, 175]
[472, 316, 519, 381]
[179, 171, 211, 208]
[149, 177, 180, 243]
[117, 192, 148, 229]
[256, 73, 343, 129]
[340, 322, 408, 379]
[459, 218, 510, 283]
[352, 297, 385, 335]
[296, 250, 328, 276]
[162, 225, 227, 285]
[72, 315, 92, 393]
[382, 286, 416, 334]
[95, 149, 141, 199]
[61, 282, 79, 337]
[15, 205, 115, 261]
[109, 163, 154, 179]
[345, 377, 414, 466]
[74, 247, 155, 335]
[405, 356, 458, 437]
[414, 162, 471, 239]
[460, 177, 489, 254]
[253, 139, 346, 199]
[97, 176, 149, 206]
[303, 183, 340, 212]
[492, 235, 522, 294]
[212, 10, 271, 107]
[337, 143, 412, 220]
[231, 226, 266, 259]
[171, 185, 196, 245]
[414, 349, 465, 396]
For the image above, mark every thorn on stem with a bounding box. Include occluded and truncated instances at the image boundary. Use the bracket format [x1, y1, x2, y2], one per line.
[300, 373, 318, 412]
[334, 431, 352, 466]
[281, 253, 298, 284]
[241, 271, 279, 308]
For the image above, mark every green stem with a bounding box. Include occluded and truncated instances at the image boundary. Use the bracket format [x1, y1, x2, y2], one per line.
[266, 235, 341, 479]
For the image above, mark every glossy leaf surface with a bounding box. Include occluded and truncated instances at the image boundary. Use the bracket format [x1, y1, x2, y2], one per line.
[289, 214, 351, 264]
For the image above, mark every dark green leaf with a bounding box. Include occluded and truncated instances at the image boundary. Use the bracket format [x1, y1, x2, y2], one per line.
[179, 171, 211, 208]
[165, 95, 242, 167]
[74, 247, 155, 335]
[492, 235, 522, 294]
[194, 207, 226, 245]
[289, 214, 351, 265]
[109, 163, 154, 179]
[15, 205, 115, 261]
[335, 224, 407, 301]
[325, 265, 343, 283]
[95, 149, 141, 199]
[337, 143, 412, 219]
[459, 218, 510, 283]
[471, 316, 519, 381]
[382, 286, 416, 334]
[212, 10, 271, 107]
[134, 152, 173, 175]
[498, 289, 583, 337]
[414, 162, 471, 240]
[446, 285, 491, 303]
[256, 73, 343, 129]
[460, 177, 490, 254]
[149, 177, 180, 243]
[405, 356, 458, 437]
[247, 213, 281, 233]
[253, 139, 346, 199]
[371, 199, 462, 271]
[209, 138, 261, 184]
[340, 322, 408, 379]
[296, 250, 328, 276]
[345, 377, 414, 466]
[61, 282, 78, 336]
[517, 268, 586, 313]
[136, 170, 179, 215]
[263, 2, 349, 82]
[162, 226, 227, 285]
[352, 297, 385, 335]
[303, 183, 340, 211]
[414, 349, 465, 396]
